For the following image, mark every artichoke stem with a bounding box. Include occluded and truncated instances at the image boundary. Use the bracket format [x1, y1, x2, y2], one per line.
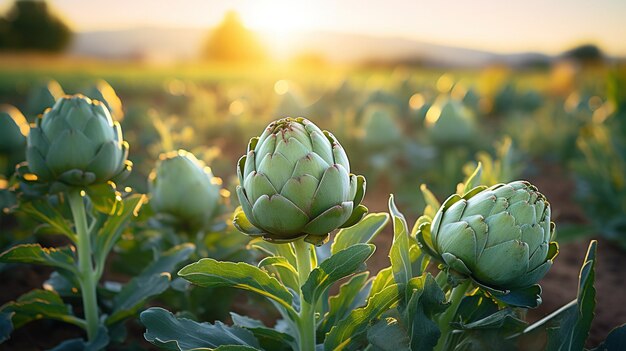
[68, 190, 100, 341]
[293, 238, 316, 351]
[434, 279, 471, 351]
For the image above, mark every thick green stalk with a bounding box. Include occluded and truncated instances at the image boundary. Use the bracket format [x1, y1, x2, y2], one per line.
[435, 279, 471, 351]
[68, 190, 99, 341]
[293, 238, 316, 351]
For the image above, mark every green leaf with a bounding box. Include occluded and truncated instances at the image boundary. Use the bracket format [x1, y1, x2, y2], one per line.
[0, 310, 13, 343]
[142, 243, 195, 276]
[302, 244, 374, 305]
[230, 313, 295, 351]
[141, 307, 261, 351]
[590, 323, 626, 351]
[178, 258, 295, 315]
[249, 239, 297, 270]
[545, 240, 597, 351]
[106, 272, 171, 325]
[318, 272, 370, 339]
[331, 213, 389, 255]
[370, 267, 394, 296]
[18, 198, 76, 241]
[388, 195, 412, 292]
[1, 289, 84, 329]
[419, 184, 440, 220]
[518, 240, 597, 350]
[258, 256, 299, 292]
[403, 274, 447, 351]
[94, 194, 146, 268]
[48, 326, 109, 351]
[460, 162, 483, 195]
[367, 311, 411, 351]
[324, 283, 402, 351]
[0, 244, 76, 273]
[85, 181, 122, 215]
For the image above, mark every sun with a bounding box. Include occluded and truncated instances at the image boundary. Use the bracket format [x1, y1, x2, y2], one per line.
[241, 0, 319, 34]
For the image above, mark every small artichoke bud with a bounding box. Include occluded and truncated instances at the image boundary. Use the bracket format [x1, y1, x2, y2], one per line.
[234, 117, 367, 245]
[25, 94, 131, 187]
[417, 181, 558, 293]
[149, 150, 222, 230]
[425, 95, 476, 145]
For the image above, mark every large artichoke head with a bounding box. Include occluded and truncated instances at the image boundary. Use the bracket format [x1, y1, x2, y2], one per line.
[416, 181, 558, 302]
[234, 117, 367, 244]
[24, 95, 131, 188]
[149, 150, 222, 230]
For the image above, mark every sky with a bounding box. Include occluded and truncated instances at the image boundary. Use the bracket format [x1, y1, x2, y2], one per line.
[4, 0, 626, 55]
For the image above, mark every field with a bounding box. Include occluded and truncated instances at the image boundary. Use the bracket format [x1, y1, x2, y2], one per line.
[1, 56, 625, 350]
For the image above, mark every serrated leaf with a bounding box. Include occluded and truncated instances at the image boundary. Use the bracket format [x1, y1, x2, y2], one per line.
[403, 274, 447, 351]
[249, 239, 297, 270]
[85, 181, 121, 215]
[318, 272, 370, 339]
[331, 213, 389, 255]
[370, 267, 394, 296]
[18, 198, 76, 241]
[258, 256, 299, 292]
[1, 289, 84, 329]
[230, 313, 294, 351]
[324, 283, 402, 351]
[302, 244, 374, 305]
[388, 196, 412, 293]
[47, 326, 109, 351]
[141, 307, 261, 351]
[0, 244, 77, 273]
[142, 243, 195, 277]
[545, 240, 597, 351]
[94, 194, 146, 267]
[419, 184, 440, 220]
[590, 323, 626, 351]
[367, 312, 411, 351]
[178, 258, 295, 315]
[106, 273, 171, 325]
[0, 310, 13, 343]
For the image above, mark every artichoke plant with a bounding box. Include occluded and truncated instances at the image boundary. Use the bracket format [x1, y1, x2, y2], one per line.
[0, 105, 29, 177]
[416, 181, 558, 298]
[84, 79, 124, 122]
[425, 95, 476, 145]
[23, 94, 131, 188]
[234, 117, 367, 244]
[149, 150, 222, 229]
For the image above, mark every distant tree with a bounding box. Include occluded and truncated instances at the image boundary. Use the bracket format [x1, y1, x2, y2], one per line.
[202, 11, 265, 63]
[2, 0, 72, 52]
[563, 44, 604, 64]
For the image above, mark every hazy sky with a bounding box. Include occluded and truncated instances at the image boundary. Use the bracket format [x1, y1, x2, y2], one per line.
[5, 0, 626, 55]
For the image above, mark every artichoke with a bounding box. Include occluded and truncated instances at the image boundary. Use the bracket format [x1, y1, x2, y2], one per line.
[149, 150, 222, 229]
[0, 105, 29, 177]
[24, 95, 131, 187]
[425, 95, 476, 145]
[24, 80, 64, 121]
[234, 117, 367, 244]
[416, 181, 558, 299]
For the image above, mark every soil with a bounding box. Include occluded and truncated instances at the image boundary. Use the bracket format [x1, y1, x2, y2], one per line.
[1, 162, 625, 349]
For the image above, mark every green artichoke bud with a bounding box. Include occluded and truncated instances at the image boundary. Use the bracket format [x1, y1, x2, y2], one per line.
[149, 150, 222, 229]
[417, 181, 558, 295]
[0, 105, 29, 177]
[234, 117, 367, 244]
[361, 106, 402, 150]
[24, 80, 64, 121]
[25, 94, 131, 187]
[425, 95, 476, 145]
[84, 80, 124, 122]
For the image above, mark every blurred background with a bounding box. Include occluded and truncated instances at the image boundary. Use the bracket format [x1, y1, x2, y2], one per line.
[0, 0, 625, 347]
